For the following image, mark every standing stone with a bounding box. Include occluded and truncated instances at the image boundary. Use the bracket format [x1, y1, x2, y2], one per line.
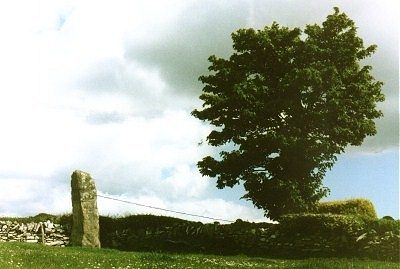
[70, 170, 101, 248]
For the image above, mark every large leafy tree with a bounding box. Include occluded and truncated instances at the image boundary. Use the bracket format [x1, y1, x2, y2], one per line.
[192, 8, 384, 220]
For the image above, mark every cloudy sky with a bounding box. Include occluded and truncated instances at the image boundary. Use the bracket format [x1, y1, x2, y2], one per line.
[0, 0, 398, 222]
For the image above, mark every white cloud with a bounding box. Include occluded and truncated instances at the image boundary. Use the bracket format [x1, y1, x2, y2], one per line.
[0, 178, 71, 216]
[97, 192, 266, 223]
[163, 165, 208, 199]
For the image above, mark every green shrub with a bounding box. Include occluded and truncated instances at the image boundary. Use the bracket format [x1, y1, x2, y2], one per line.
[279, 213, 366, 237]
[278, 213, 399, 260]
[355, 218, 400, 261]
[364, 218, 400, 235]
[314, 198, 377, 218]
[99, 214, 193, 231]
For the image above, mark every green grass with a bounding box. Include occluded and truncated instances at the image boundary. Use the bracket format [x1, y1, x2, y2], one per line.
[0, 242, 398, 269]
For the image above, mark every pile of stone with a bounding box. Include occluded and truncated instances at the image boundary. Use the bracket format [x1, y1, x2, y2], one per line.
[0, 220, 69, 246]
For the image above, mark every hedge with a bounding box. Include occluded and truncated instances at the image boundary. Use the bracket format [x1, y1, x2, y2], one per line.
[355, 218, 400, 261]
[277, 213, 399, 261]
[314, 198, 377, 218]
[279, 213, 366, 237]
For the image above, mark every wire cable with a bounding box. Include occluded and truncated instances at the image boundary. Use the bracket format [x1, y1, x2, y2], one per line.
[97, 194, 234, 223]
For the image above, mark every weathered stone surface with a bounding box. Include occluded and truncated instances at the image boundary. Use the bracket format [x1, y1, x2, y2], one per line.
[0, 220, 69, 246]
[45, 240, 65, 246]
[70, 170, 101, 248]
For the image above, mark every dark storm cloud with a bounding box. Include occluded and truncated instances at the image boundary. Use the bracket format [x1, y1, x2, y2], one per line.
[73, 58, 187, 119]
[125, 0, 251, 96]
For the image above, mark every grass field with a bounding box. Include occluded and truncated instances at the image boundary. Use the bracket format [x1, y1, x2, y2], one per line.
[0, 242, 398, 269]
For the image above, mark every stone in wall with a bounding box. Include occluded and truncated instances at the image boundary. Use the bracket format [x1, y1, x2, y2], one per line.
[70, 170, 101, 248]
[0, 220, 69, 246]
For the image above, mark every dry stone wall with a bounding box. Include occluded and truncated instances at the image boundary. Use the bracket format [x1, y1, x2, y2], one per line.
[0, 220, 69, 246]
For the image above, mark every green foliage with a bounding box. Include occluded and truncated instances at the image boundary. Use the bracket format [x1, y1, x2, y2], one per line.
[382, 216, 395, 221]
[314, 199, 378, 218]
[364, 218, 400, 235]
[192, 7, 384, 220]
[356, 218, 400, 261]
[277, 213, 399, 261]
[279, 213, 366, 237]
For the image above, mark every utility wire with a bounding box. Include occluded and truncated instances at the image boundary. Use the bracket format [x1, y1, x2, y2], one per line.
[97, 194, 234, 223]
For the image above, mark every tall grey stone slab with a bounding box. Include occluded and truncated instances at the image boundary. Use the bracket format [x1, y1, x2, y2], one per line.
[70, 170, 101, 248]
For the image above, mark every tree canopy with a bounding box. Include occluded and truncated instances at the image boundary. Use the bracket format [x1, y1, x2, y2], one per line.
[192, 8, 384, 220]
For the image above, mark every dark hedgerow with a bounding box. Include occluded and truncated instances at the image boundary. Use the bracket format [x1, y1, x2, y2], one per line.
[278, 213, 366, 237]
[277, 213, 399, 260]
[356, 218, 400, 261]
